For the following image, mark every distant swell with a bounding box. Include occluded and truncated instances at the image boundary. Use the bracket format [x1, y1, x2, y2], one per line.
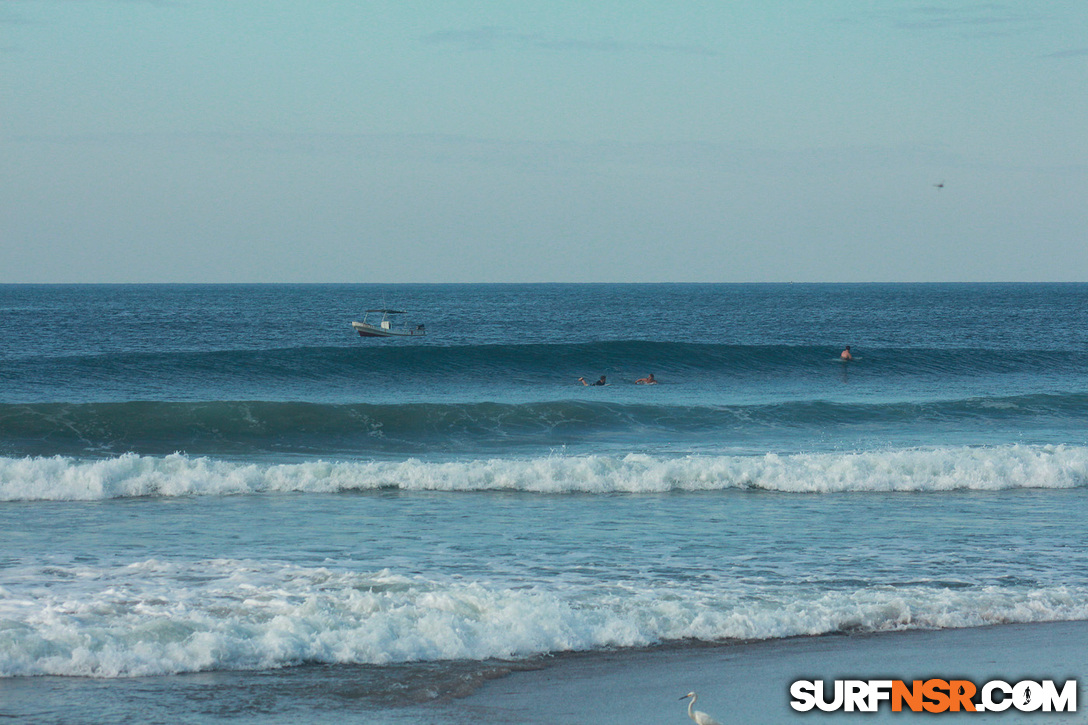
[2, 445, 1086, 501]
[1, 395, 1086, 456]
[6, 341, 1088, 388]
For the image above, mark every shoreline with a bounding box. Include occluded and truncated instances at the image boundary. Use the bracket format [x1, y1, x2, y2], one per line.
[433, 620, 1088, 724]
[1, 620, 1084, 724]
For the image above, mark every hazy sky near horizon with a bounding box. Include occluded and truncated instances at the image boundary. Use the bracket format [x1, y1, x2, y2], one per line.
[2, 1, 1086, 283]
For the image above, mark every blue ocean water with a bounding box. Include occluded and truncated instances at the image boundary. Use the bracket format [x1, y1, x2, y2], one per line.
[1, 283, 1087, 722]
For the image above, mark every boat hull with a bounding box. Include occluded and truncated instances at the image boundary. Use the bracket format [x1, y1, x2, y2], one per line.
[351, 321, 426, 337]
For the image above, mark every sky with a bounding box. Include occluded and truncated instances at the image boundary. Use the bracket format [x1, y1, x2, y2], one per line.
[1, 1, 1086, 283]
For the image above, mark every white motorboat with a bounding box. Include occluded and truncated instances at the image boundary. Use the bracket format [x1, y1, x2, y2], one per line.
[351, 309, 426, 337]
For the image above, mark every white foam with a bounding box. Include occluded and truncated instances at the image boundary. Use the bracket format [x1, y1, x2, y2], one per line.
[2, 558, 1086, 678]
[1, 444, 1087, 501]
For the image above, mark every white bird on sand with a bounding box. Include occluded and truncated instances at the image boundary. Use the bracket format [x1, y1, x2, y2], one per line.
[680, 692, 721, 725]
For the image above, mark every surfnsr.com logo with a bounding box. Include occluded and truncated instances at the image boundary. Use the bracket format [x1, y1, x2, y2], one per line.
[790, 679, 1077, 713]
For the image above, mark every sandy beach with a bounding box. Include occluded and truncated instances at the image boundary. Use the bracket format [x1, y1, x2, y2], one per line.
[433, 621, 1087, 724]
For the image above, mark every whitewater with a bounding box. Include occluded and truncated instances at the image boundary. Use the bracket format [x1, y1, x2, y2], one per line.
[3, 444, 1088, 500]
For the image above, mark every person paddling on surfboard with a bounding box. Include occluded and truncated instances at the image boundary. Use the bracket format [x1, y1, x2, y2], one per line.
[841, 346, 853, 361]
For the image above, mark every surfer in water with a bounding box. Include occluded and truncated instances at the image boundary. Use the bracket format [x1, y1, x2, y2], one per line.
[841, 346, 853, 361]
[635, 373, 658, 384]
[579, 376, 607, 386]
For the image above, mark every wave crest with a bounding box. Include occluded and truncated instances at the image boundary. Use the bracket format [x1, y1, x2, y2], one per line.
[2, 444, 1086, 501]
[3, 395, 1087, 456]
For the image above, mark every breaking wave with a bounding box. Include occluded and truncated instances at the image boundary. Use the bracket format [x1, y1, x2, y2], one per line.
[2, 444, 1086, 501]
[2, 558, 1086, 678]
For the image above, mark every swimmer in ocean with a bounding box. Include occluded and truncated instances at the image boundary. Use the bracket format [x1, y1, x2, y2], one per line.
[841, 346, 853, 361]
[579, 376, 607, 386]
[635, 373, 658, 384]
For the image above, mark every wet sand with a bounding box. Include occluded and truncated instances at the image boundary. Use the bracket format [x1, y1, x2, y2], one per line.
[431, 621, 1088, 724]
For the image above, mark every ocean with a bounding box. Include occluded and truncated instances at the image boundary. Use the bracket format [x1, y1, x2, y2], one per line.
[1, 283, 1086, 723]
